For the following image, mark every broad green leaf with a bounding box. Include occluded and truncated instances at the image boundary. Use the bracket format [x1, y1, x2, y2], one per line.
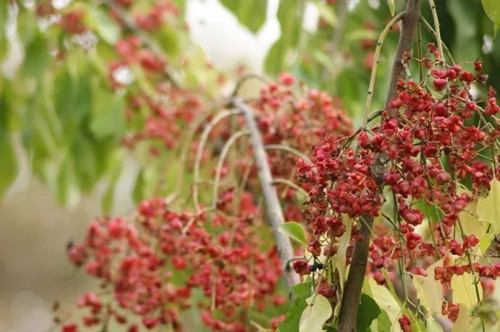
[86, 6, 121, 44]
[280, 222, 307, 245]
[132, 167, 159, 204]
[55, 157, 80, 206]
[279, 280, 312, 332]
[54, 66, 91, 144]
[22, 32, 51, 78]
[0, 89, 17, 199]
[265, 0, 302, 74]
[357, 293, 381, 330]
[72, 136, 102, 193]
[377, 309, 392, 331]
[291, 280, 313, 300]
[154, 26, 180, 56]
[367, 278, 401, 324]
[101, 153, 123, 213]
[451, 272, 482, 307]
[299, 294, 332, 332]
[387, 0, 395, 16]
[90, 83, 126, 139]
[412, 260, 443, 315]
[219, 0, 267, 33]
[476, 179, 500, 233]
[482, 0, 500, 34]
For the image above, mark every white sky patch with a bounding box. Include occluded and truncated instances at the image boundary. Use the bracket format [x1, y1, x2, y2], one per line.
[52, 0, 73, 10]
[348, 0, 361, 11]
[368, 0, 380, 9]
[483, 34, 493, 54]
[112, 65, 134, 85]
[469, 84, 479, 100]
[302, 2, 319, 34]
[186, 0, 280, 74]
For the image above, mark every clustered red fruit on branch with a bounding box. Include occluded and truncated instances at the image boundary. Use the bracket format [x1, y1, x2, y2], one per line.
[60, 74, 355, 330]
[40, 0, 500, 329]
[295, 44, 500, 325]
[63, 197, 286, 332]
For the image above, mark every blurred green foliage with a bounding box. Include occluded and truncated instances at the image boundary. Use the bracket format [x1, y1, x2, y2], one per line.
[1, 0, 500, 211]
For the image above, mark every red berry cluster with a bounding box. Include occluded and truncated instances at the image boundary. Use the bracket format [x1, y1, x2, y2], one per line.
[62, 197, 285, 331]
[296, 44, 500, 321]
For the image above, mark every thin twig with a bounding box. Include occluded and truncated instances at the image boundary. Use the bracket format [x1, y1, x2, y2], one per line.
[271, 178, 309, 197]
[193, 110, 241, 212]
[427, 0, 444, 64]
[363, 11, 405, 125]
[264, 144, 312, 165]
[212, 130, 250, 209]
[232, 97, 300, 288]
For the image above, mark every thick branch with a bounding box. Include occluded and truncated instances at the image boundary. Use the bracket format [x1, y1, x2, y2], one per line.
[386, 0, 423, 108]
[338, 1, 422, 331]
[232, 97, 300, 289]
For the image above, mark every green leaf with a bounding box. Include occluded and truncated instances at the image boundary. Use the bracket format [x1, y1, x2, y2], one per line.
[299, 294, 332, 332]
[22, 32, 51, 78]
[279, 280, 312, 332]
[447, 0, 480, 61]
[265, 0, 302, 74]
[154, 26, 180, 57]
[101, 153, 123, 213]
[387, 0, 395, 16]
[482, 0, 500, 34]
[280, 222, 307, 245]
[72, 136, 101, 193]
[0, 88, 17, 199]
[219, 0, 267, 33]
[291, 280, 313, 300]
[0, 1, 9, 63]
[86, 6, 121, 44]
[90, 82, 126, 139]
[377, 309, 392, 331]
[55, 156, 80, 206]
[476, 178, 500, 233]
[316, 2, 337, 26]
[357, 293, 381, 330]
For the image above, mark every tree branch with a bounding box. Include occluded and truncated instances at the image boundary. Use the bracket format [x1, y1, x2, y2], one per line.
[338, 1, 422, 331]
[386, 0, 423, 110]
[232, 97, 300, 289]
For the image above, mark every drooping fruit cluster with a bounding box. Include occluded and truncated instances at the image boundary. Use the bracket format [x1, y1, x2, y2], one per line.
[296, 44, 500, 322]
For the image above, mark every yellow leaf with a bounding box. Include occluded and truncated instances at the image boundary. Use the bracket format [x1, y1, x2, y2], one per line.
[299, 294, 332, 332]
[458, 199, 486, 239]
[412, 260, 443, 315]
[476, 178, 500, 233]
[451, 305, 480, 332]
[387, 0, 395, 16]
[451, 272, 482, 307]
